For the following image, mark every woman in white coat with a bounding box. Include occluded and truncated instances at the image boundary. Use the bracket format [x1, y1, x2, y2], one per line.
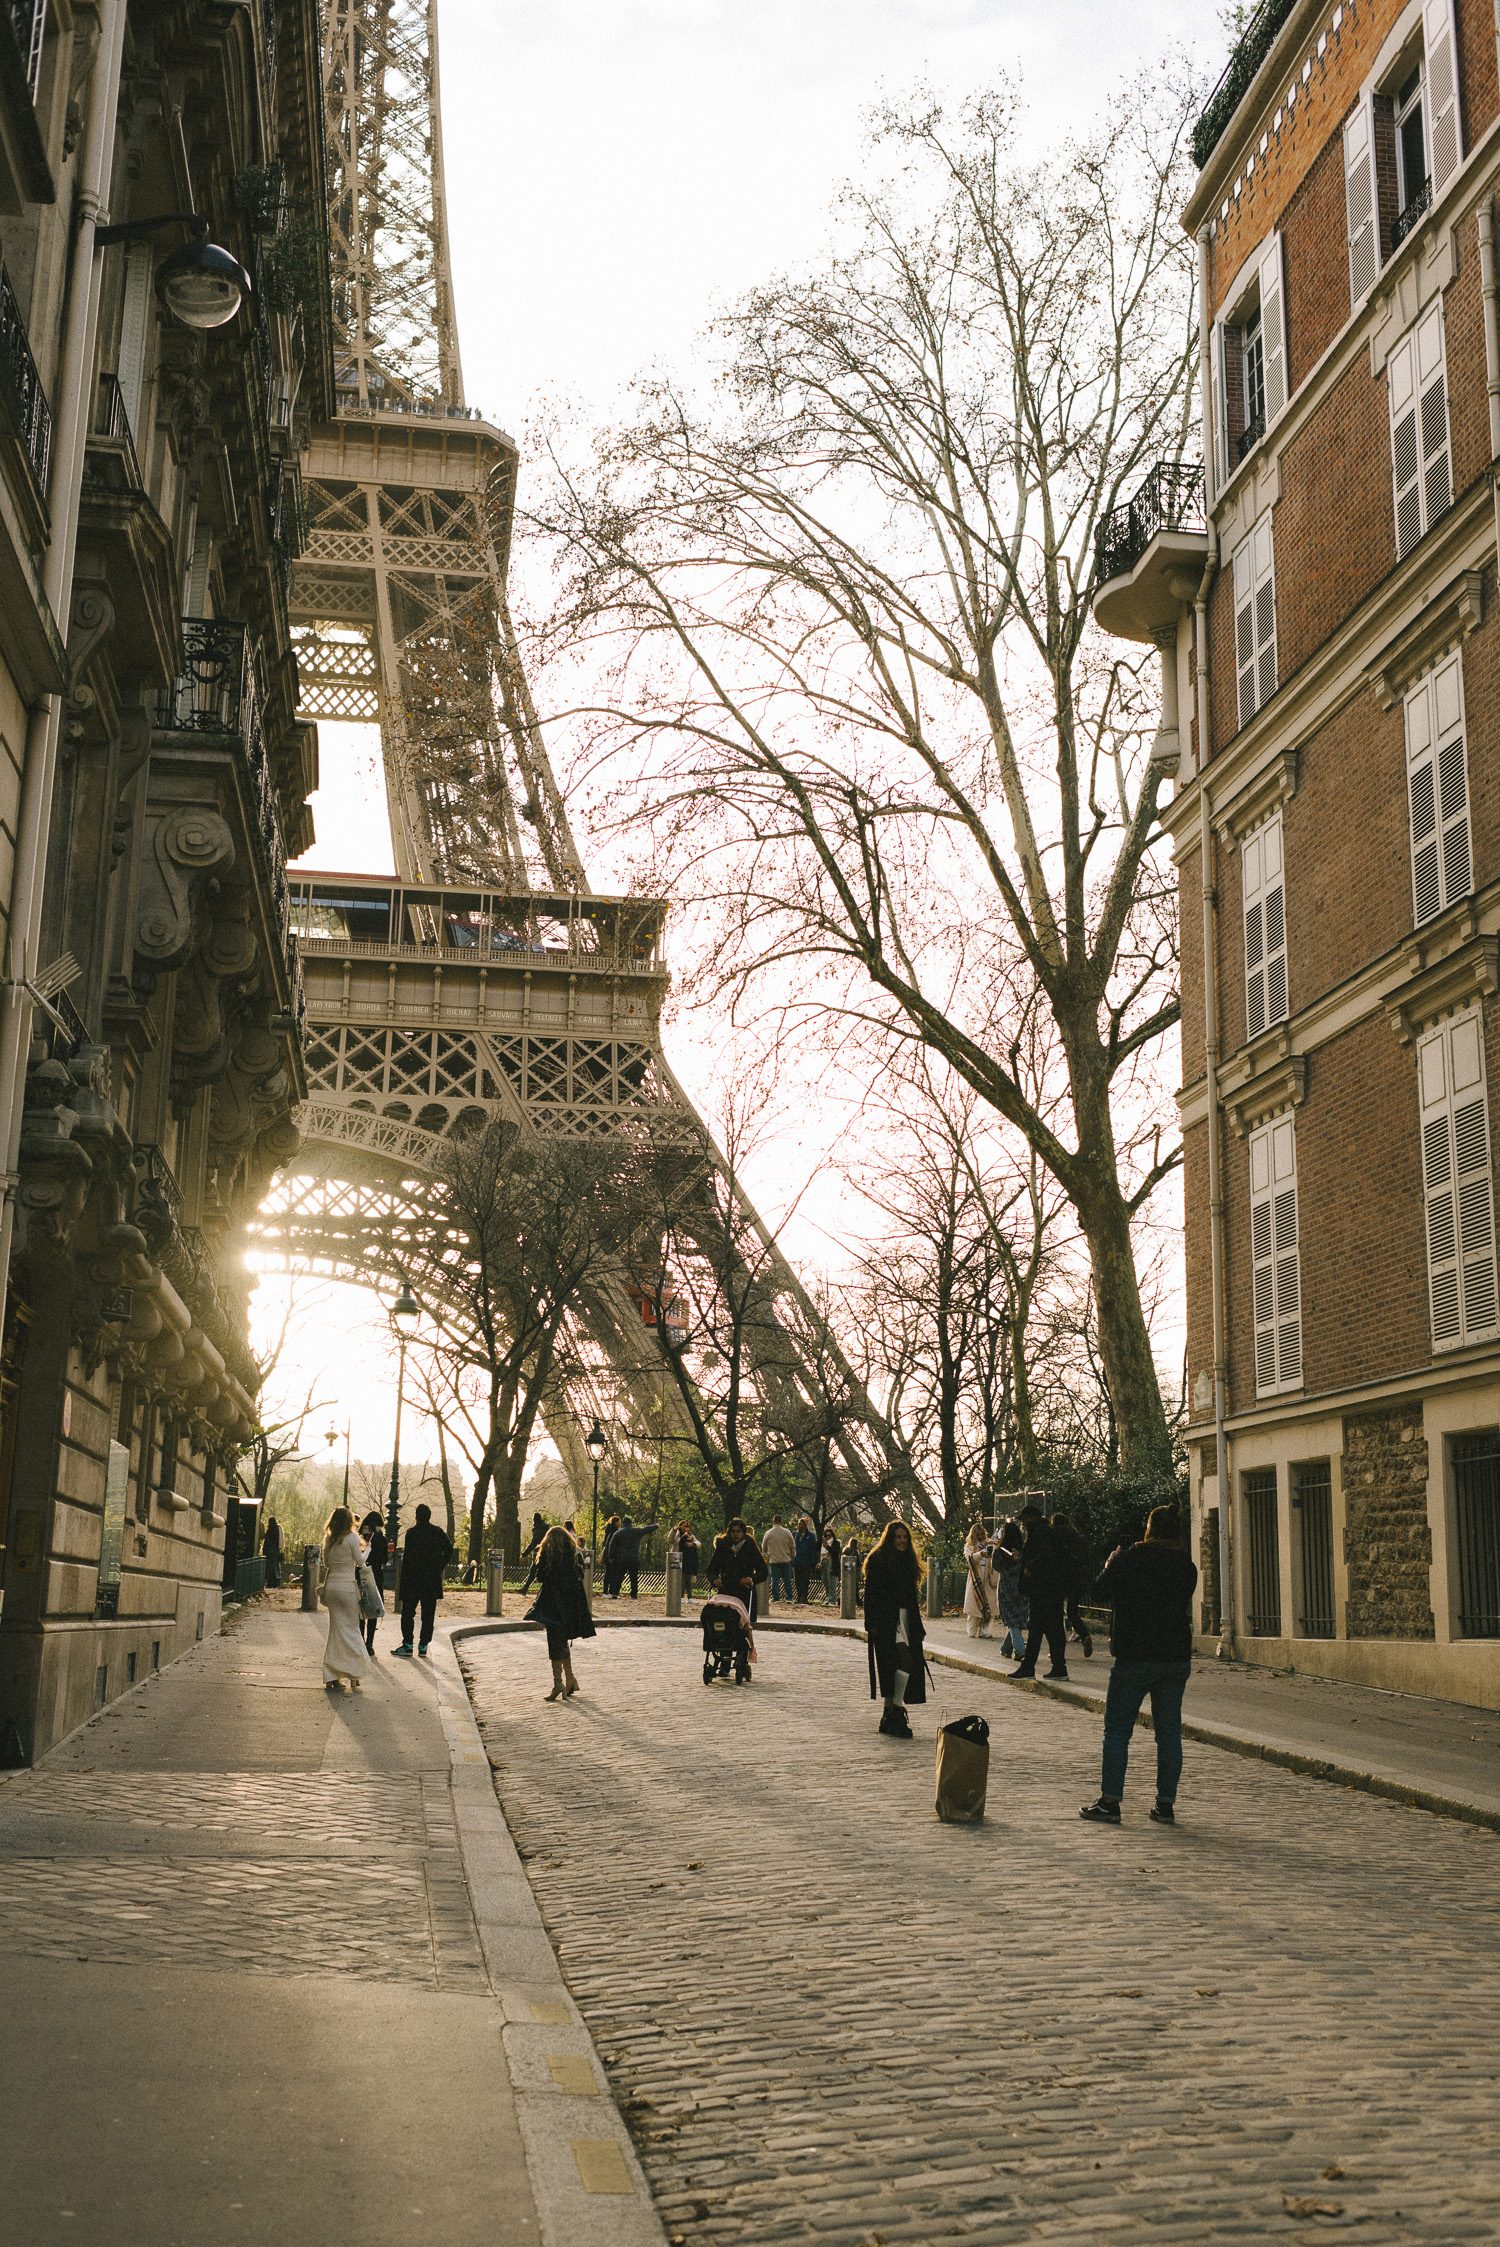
[319, 1505, 371, 1690]
[962, 1517, 998, 1639]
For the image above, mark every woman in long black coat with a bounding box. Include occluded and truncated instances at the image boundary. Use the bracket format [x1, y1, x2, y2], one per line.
[863, 1520, 926, 1738]
[526, 1527, 596, 1700]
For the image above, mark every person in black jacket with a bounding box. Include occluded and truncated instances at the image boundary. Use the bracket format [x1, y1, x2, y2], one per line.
[358, 1511, 389, 1654]
[392, 1504, 454, 1658]
[526, 1526, 596, 1700]
[1051, 1511, 1094, 1659]
[863, 1520, 926, 1738]
[707, 1518, 768, 1610]
[1080, 1504, 1199, 1826]
[1011, 1505, 1070, 1680]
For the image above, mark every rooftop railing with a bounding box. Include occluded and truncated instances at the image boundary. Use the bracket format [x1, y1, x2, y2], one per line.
[1093, 460, 1205, 589]
[0, 261, 52, 495]
[1192, 0, 1298, 170]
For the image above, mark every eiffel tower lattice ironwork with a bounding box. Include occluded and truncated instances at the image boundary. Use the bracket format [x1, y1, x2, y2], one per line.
[251, 0, 922, 1522]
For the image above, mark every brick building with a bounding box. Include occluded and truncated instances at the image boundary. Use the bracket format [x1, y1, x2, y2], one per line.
[1096, 0, 1500, 1704]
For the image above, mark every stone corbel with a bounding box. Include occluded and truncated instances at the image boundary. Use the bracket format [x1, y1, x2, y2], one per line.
[135, 804, 237, 978]
[1385, 930, 1500, 1044]
[1368, 571, 1484, 711]
[1223, 1031, 1308, 1136]
[15, 1060, 90, 1247]
[1213, 747, 1300, 847]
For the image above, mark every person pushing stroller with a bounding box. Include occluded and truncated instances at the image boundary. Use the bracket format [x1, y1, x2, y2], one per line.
[700, 1518, 768, 1686]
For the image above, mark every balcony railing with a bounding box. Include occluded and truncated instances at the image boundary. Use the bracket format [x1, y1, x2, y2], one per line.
[84, 372, 143, 492]
[1094, 461, 1206, 589]
[1236, 410, 1266, 464]
[159, 619, 294, 962]
[8, 0, 46, 98]
[0, 261, 52, 495]
[1192, 0, 1298, 170]
[1392, 177, 1433, 250]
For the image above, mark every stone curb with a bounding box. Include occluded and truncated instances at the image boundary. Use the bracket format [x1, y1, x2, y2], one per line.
[431, 1628, 669, 2247]
[462, 1612, 1500, 1837]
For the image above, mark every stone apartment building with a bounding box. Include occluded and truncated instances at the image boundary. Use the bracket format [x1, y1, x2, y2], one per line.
[0, 0, 327, 1760]
[1098, 0, 1500, 1705]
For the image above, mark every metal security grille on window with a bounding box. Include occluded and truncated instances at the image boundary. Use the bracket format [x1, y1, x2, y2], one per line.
[1452, 1432, 1500, 1637]
[1292, 1463, 1335, 1638]
[1243, 1471, 1281, 1635]
[1419, 1011, 1498, 1350]
[1405, 652, 1470, 926]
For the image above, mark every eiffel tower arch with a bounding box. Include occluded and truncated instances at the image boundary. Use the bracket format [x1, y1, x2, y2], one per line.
[253, 0, 924, 1528]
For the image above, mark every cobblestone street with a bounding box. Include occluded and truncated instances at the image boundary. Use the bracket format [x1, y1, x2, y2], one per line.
[465, 1626, 1500, 2247]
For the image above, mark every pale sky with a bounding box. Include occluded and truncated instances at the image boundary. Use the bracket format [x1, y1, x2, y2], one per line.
[263, 0, 1213, 1481]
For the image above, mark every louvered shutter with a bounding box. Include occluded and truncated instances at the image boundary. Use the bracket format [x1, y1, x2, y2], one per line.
[1406, 668, 1442, 924]
[1405, 651, 1472, 924]
[1389, 304, 1450, 558]
[1242, 812, 1287, 1039]
[1424, 0, 1462, 192]
[1232, 516, 1277, 728]
[1233, 536, 1255, 728]
[1419, 1011, 1498, 1349]
[116, 243, 153, 435]
[1210, 319, 1230, 494]
[1344, 98, 1378, 306]
[1259, 232, 1287, 424]
[1251, 1115, 1302, 1394]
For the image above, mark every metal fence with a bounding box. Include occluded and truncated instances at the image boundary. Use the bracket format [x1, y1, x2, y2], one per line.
[1453, 1431, 1500, 1638]
[1093, 460, 1205, 588]
[1292, 1462, 1335, 1639]
[230, 1555, 267, 1604]
[1242, 1469, 1281, 1636]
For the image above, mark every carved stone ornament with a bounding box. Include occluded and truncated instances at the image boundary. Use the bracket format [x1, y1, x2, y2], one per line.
[136, 805, 237, 972]
[66, 586, 117, 699]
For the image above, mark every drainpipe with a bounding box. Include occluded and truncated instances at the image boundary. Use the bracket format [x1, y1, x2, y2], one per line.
[0, 0, 129, 1341]
[1194, 223, 1235, 1658]
[1478, 200, 1500, 555]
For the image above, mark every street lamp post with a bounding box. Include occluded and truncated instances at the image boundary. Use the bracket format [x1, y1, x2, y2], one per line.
[584, 1420, 607, 1559]
[386, 1285, 420, 1563]
[325, 1422, 351, 1510]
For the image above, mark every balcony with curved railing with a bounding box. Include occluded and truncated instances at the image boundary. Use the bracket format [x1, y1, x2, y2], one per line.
[1093, 460, 1207, 644]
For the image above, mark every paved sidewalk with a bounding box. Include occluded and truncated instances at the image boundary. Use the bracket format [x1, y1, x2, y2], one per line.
[0, 1604, 660, 2247]
[465, 1624, 1500, 2247]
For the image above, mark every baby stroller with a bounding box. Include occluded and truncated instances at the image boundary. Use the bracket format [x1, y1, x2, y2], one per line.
[700, 1594, 753, 1685]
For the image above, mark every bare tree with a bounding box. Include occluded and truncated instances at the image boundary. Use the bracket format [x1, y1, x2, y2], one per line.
[530, 79, 1197, 1478]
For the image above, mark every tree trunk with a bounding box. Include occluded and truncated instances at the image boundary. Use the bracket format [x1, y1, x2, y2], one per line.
[1073, 1170, 1172, 1480]
[467, 1455, 496, 1569]
[434, 1416, 456, 1546]
[492, 1448, 526, 1563]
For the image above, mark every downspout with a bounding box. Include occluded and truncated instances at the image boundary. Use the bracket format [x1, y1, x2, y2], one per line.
[0, 0, 129, 1341]
[1194, 223, 1234, 1658]
[1477, 200, 1500, 554]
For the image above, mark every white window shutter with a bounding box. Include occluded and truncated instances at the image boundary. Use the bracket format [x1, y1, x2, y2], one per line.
[1251, 1115, 1302, 1394]
[1420, 1012, 1498, 1348]
[1405, 670, 1442, 924]
[1244, 827, 1266, 1039]
[1432, 651, 1471, 907]
[1344, 98, 1378, 306]
[1416, 301, 1451, 528]
[1210, 319, 1230, 495]
[1424, 0, 1462, 192]
[1259, 232, 1287, 424]
[1242, 812, 1287, 1039]
[1233, 536, 1256, 729]
[1252, 514, 1277, 712]
[1389, 331, 1422, 556]
[116, 243, 153, 436]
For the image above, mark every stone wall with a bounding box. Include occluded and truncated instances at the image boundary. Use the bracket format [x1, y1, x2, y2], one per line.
[1342, 1404, 1434, 1640]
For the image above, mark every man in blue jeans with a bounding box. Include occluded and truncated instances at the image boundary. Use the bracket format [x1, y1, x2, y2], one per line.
[1080, 1504, 1198, 1827]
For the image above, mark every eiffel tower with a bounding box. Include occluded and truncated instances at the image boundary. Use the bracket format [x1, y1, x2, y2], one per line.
[250, 0, 919, 1520]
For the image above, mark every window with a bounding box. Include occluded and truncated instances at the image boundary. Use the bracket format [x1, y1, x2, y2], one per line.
[1418, 1009, 1498, 1349]
[1404, 650, 1470, 926]
[1242, 811, 1287, 1040]
[1242, 1468, 1282, 1635]
[1250, 1113, 1301, 1396]
[1452, 1430, 1500, 1636]
[1291, 1461, 1335, 1638]
[1232, 514, 1277, 729]
[1345, 2, 1461, 304]
[1210, 234, 1286, 485]
[1388, 300, 1450, 559]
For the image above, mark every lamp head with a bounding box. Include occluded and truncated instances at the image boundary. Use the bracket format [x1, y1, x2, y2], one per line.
[391, 1285, 420, 1335]
[584, 1420, 607, 1464]
[325, 1425, 339, 1452]
[157, 237, 251, 330]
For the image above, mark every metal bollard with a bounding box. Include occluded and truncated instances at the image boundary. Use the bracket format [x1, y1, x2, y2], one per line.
[926, 1554, 943, 1619]
[582, 1550, 594, 1603]
[300, 1544, 318, 1612]
[755, 1575, 771, 1621]
[486, 1551, 505, 1616]
[840, 1550, 858, 1620]
[665, 1550, 683, 1617]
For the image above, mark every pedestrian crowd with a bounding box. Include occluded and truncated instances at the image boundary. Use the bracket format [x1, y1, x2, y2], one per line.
[309, 1493, 1199, 1824]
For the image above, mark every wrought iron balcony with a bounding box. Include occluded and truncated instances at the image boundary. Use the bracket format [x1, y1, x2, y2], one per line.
[83, 371, 143, 493]
[1392, 177, 1432, 250]
[1236, 411, 1266, 465]
[158, 619, 294, 961]
[1094, 461, 1205, 589]
[0, 260, 51, 495]
[1192, 0, 1298, 170]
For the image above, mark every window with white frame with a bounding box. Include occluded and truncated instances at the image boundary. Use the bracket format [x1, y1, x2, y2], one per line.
[1250, 1112, 1302, 1396]
[1418, 1008, 1499, 1349]
[1404, 649, 1471, 926]
[1232, 514, 1277, 730]
[1344, 0, 1461, 305]
[1242, 811, 1287, 1040]
[1388, 299, 1451, 559]
[1210, 233, 1287, 487]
